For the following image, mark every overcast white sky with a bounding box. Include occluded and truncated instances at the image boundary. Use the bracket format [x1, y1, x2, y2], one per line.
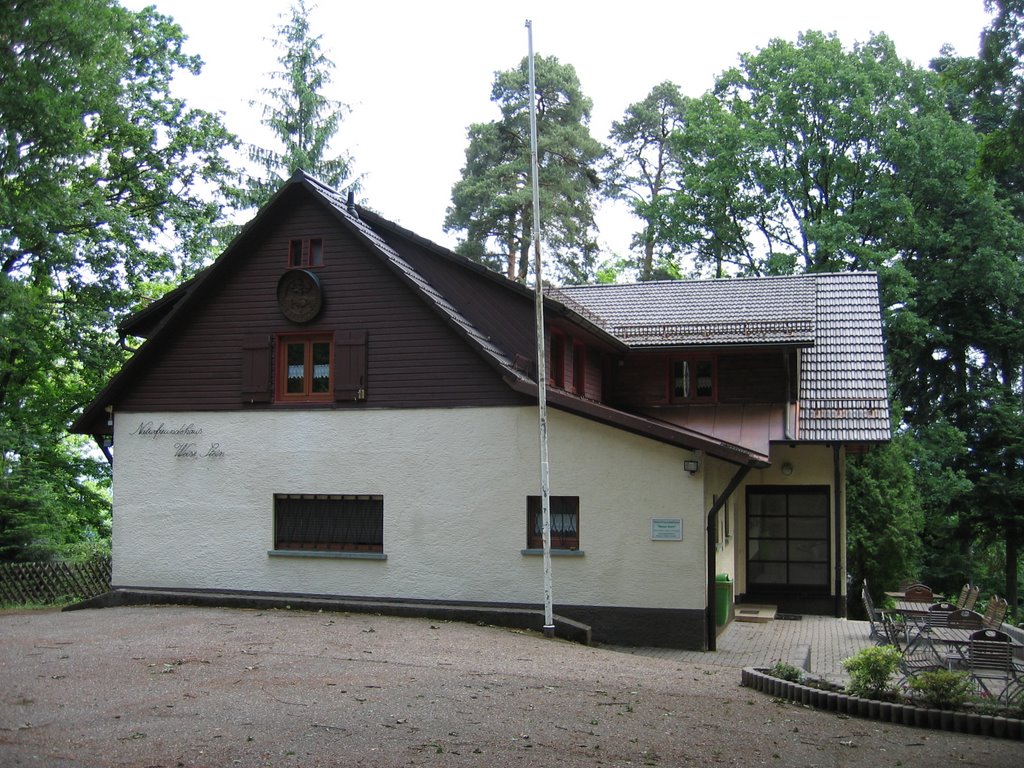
[126, 0, 994, 260]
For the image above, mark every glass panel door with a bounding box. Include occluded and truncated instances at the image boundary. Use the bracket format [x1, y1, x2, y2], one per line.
[746, 486, 829, 593]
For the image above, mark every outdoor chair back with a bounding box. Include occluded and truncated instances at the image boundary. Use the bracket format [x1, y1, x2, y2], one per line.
[925, 601, 957, 628]
[903, 583, 934, 602]
[963, 585, 980, 611]
[953, 583, 970, 608]
[967, 628, 1019, 700]
[861, 582, 885, 643]
[982, 596, 1009, 629]
[946, 609, 984, 630]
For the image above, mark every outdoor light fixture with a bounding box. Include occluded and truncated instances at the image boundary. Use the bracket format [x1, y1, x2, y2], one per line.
[683, 459, 699, 475]
[781, 462, 794, 476]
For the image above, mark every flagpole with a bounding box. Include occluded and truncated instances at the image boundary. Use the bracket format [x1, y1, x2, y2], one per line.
[525, 19, 555, 638]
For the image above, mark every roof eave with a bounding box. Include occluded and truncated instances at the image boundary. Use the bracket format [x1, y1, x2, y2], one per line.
[505, 377, 770, 468]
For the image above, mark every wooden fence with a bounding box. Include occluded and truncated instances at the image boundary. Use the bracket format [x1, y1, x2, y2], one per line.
[0, 557, 111, 605]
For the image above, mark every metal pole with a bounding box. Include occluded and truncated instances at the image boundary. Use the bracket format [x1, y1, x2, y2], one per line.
[525, 19, 555, 638]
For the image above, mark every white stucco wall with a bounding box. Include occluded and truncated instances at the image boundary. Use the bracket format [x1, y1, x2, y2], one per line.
[112, 407, 706, 611]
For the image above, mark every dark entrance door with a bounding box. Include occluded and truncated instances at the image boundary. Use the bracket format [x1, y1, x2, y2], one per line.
[746, 486, 830, 598]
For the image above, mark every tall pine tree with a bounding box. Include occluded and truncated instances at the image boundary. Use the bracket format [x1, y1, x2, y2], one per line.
[445, 54, 604, 285]
[236, 0, 357, 209]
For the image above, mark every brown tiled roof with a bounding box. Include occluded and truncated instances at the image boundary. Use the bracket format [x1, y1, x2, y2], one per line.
[799, 273, 890, 442]
[555, 273, 890, 444]
[551, 276, 817, 346]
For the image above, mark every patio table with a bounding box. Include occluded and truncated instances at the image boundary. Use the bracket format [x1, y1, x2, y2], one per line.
[892, 599, 932, 615]
[890, 601, 958, 654]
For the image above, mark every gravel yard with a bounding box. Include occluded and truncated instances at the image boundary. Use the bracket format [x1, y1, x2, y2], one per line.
[0, 605, 1019, 767]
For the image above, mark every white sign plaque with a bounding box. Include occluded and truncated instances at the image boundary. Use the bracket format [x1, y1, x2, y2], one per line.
[651, 518, 683, 541]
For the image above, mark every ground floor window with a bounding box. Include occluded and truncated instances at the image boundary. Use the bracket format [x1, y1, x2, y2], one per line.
[746, 486, 829, 593]
[527, 495, 579, 550]
[274, 494, 383, 552]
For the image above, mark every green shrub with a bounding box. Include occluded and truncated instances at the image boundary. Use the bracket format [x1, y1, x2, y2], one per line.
[768, 661, 804, 683]
[841, 645, 902, 699]
[907, 669, 975, 710]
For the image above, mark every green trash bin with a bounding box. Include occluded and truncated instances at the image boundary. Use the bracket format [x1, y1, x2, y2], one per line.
[715, 573, 732, 627]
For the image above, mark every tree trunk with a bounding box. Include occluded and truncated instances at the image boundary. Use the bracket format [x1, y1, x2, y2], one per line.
[641, 230, 655, 281]
[1006, 525, 1019, 615]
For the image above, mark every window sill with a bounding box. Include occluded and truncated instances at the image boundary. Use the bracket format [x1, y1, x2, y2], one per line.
[268, 550, 387, 560]
[521, 549, 585, 557]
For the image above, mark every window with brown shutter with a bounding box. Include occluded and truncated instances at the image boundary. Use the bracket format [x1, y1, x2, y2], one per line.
[549, 331, 565, 388]
[334, 330, 367, 401]
[572, 343, 586, 396]
[241, 334, 272, 403]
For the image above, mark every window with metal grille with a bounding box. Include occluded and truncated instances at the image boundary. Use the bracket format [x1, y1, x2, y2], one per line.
[527, 495, 579, 550]
[274, 494, 383, 552]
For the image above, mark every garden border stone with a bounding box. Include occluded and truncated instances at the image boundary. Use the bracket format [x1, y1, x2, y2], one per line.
[741, 667, 1022, 740]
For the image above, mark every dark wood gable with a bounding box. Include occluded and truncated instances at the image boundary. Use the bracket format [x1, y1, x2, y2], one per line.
[114, 192, 526, 416]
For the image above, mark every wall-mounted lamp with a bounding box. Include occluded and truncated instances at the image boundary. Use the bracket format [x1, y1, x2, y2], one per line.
[781, 461, 794, 476]
[683, 459, 700, 475]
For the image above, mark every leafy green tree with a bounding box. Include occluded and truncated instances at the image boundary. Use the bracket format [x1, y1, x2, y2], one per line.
[660, 27, 1024, 610]
[605, 81, 690, 280]
[445, 54, 605, 284]
[236, 0, 357, 210]
[666, 32, 931, 277]
[975, 0, 1024, 210]
[847, 424, 925, 617]
[1, 0, 235, 561]
[888, 18, 1024, 611]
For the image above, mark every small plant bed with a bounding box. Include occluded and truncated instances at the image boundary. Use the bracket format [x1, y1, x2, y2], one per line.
[742, 655, 1024, 740]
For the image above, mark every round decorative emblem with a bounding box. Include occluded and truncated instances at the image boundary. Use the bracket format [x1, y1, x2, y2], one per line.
[277, 269, 323, 323]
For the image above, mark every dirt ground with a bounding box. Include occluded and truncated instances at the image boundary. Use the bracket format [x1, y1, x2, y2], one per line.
[0, 605, 1020, 767]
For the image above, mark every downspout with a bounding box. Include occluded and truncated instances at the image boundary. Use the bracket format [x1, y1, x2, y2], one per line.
[833, 443, 844, 617]
[783, 350, 793, 441]
[706, 464, 752, 651]
[96, 435, 113, 465]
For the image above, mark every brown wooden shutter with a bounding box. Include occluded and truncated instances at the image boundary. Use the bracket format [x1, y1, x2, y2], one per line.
[241, 334, 272, 403]
[335, 330, 367, 401]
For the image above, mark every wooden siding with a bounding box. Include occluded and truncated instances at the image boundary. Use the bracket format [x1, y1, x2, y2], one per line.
[612, 350, 790, 407]
[116, 197, 525, 413]
[717, 352, 789, 404]
[611, 355, 668, 405]
[371, 230, 539, 364]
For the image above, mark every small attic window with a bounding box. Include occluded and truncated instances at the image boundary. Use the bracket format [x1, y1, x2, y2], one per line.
[671, 357, 716, 402]
[288, 238, 324, 268]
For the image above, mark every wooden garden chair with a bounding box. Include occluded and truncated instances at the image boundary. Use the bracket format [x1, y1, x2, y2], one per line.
[861, 581, 890, 643]
[962, 585, 980, 611]
[863, 580, 909, 646]
[952, 583, 969, 608]
[965, 629, 1022, 702]
[946, 609, 984, 630]
[981, 596, 1008, 629]
[902, 583, 934, 602]
[903, 601, 957, 654]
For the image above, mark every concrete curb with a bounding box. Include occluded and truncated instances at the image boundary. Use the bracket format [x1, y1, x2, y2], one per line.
[64, 587, 593, 645]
